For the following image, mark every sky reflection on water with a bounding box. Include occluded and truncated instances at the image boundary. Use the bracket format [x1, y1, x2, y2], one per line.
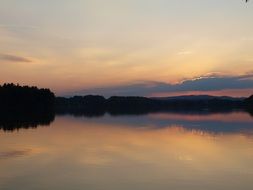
[0, 112, 253, 190]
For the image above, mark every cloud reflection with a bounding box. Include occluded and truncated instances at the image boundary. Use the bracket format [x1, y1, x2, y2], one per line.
[0, 149, 32, 159]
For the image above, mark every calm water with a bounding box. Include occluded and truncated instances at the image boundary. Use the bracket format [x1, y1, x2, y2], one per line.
[1, 112, 253, 190]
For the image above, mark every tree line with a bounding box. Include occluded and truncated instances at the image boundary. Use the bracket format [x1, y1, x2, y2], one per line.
[0, 83, 252, 115]
[0, 83, 55, 111]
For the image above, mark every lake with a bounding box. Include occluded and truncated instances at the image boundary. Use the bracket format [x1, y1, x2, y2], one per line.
[1, 112, 253, 190]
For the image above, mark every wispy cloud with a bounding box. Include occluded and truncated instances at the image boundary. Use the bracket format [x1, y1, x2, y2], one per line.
[177, 50, 193, 56]
[0, 24, 38, 30]
[74, 74, 253, 97]
[0, 53, 32, 63]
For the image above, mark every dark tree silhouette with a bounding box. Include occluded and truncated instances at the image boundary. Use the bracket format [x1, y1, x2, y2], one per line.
[0, 83, 252, 118]
[245, 95, 253, 112]
[55, 95, 247, 116]
[0, 83, 55, 111]
[0, 83, 55, 131]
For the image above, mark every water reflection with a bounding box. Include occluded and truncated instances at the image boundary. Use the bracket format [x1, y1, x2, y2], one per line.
[60, 111, 253, 135]
[0, 110, 55, 132]
[0, 149, 34, 159]
[0, 114, 253, 190]
[1, 110, 253, 135]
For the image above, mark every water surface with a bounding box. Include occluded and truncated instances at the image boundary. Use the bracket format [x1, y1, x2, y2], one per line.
[1, 112, 253, 190]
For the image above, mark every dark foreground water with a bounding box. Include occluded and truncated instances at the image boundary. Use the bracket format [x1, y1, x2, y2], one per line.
[1, 112, 253, 190]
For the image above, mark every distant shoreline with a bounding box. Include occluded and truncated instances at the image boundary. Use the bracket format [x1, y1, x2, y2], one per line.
[0, 83, 252, 116]
[55, 95, 252, 116]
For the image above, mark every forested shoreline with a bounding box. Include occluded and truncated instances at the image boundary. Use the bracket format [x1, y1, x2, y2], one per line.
[0, 83, 252, 115]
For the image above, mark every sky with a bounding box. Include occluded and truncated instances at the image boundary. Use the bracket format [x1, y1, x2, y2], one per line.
[0, 0, 253, 97]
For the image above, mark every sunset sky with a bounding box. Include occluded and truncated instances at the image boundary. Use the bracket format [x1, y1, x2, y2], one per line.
[0, 0, 253, 97]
